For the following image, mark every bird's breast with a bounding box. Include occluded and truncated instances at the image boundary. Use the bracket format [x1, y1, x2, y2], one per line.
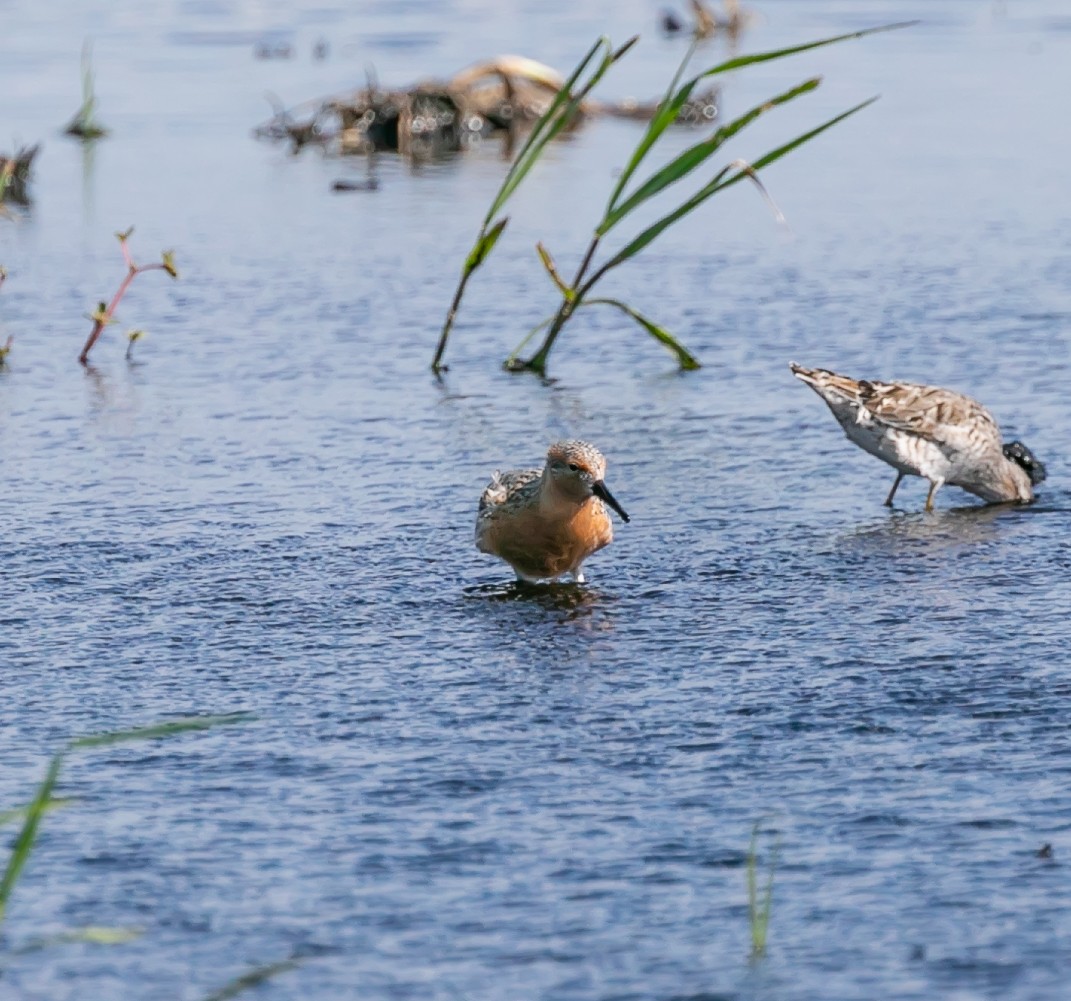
[486, 497, 613, 578]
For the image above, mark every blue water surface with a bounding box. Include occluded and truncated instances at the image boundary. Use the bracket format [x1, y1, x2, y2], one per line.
[2, 1, 1071, 998]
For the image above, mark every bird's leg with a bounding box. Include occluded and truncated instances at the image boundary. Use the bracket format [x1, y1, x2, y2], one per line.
[924, 480, 941, 512]
[884, 472, 904, 507]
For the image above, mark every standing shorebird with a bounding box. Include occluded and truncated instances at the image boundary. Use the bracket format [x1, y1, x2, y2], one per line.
[790, 363, 1046, 511]
[475, 440, 630, 583]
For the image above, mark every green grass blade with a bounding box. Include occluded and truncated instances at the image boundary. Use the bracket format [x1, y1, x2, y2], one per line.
[70, 712, 253, 750]
[604, 21, 912, 217]
[490, 34, 636, 220]
[13, 925, 143, 954]
[464, 216, 509, 272]
[713, 95, 879, 190]
[599, 77, 820, 234]
[0, 753, 63, 923]
[536, 243, 574, 298]
[762, 839, 779, 941]
[601, 162, 734, 272]
[605, 53, 700, 215]
[584, 297, 701, 370]
[505, 314, 555, 368]
[484, 37, 608, 223]
[493, 42, 626, 214]
[201, 957, 303, 1001]
[603, 96, 877, 272]
[693, 21, 915, 83]
[80, 40, 95, 120]
[747, 823, 760, 954]
[746, 821, 779, 959]
[0, 797, 76, 828]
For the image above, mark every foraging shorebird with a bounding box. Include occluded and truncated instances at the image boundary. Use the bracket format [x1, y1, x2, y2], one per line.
[475, 440, 630, 582]
[790, 363, 1046, 511]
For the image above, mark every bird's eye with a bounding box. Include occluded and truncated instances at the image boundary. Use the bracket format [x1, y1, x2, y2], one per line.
[568, 463, 579, 472]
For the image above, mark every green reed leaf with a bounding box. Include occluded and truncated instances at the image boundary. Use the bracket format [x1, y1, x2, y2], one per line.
[70, 713, 253, 750]
[584, 297, 701, 370]
[602, 96, 877, 272]
[13, 924, 143, 954]
[200, 956, 304, 1001]
[485, 37, 609, 223]
[747, 821, 779, 959]
[605, 21, 912, 216]
[464, 216, 509, 273]
[605, 56, 701, 215]
[0, 754, 63, 923]
[0, 797, 76, 828]
[536, 242, 574, 299]
[599, 77, 820, 234]
[504, 314, 555, 369]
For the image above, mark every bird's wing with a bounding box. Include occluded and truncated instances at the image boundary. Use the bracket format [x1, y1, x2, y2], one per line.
[477, 467, 542, 517]
[858, 380, 1002, 451]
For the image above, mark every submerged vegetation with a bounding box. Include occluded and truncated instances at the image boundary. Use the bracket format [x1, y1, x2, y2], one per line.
[433, 22, 912, 375]
[746, 822, 779, 960]
[0, 714, 250, 932]
[78, 227, 178, 365]
[64, 41, 109, 140]
[0, 266, 10, 367]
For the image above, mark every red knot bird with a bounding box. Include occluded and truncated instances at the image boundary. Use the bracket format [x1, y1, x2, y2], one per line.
[790, 362, 1046, 512]
[475, 440, 630, 583]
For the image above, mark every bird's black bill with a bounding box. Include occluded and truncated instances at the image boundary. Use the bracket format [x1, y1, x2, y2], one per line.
[593, 480, 630, 523]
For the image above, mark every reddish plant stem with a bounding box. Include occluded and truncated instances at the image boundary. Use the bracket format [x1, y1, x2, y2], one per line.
[78, 260, 166, 365]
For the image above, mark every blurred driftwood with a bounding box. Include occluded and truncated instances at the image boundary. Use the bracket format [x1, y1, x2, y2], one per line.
[254, 55, 718, 158]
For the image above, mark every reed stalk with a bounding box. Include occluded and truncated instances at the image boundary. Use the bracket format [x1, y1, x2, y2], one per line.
[430, 36, 638, 372]
[506, 22, 913, 374]
[65, 40, 109, 140]
[747, 821, 779, 960]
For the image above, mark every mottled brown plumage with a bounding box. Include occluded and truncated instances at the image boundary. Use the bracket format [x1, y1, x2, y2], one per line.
[475, 441, 630, 582]
[790, 363, 1045, 511]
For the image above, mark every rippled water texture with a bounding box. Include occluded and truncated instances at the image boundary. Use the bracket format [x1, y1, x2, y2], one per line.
[3, 1, 1071, 998]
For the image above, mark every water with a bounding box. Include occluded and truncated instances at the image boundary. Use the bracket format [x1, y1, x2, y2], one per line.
[2, 1, 1071, 998]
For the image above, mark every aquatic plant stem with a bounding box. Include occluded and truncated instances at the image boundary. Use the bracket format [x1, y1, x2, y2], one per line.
[511, 235, 601, 373]
[78, 229, 177, 365]
[431, 36, 637, 373]
[747, 821, 779, 960]
[501, 24, 910, 376]
[432, 267, 477, 374]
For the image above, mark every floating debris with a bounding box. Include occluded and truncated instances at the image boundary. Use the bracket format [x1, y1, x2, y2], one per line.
[662, 0, 756, 42]
[255, 41, 293, 60]
[254, 54, 719, 159]
[661, 9, 685, 34]
[0, 145, 40, 206]
[331, 178, 379, 193]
